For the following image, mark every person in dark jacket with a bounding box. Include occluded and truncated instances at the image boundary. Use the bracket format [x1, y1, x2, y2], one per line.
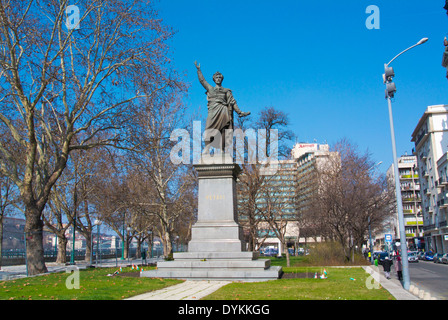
[380, 256, 393, 279]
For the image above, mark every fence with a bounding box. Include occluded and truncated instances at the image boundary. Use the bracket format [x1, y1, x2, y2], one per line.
[0, 246, 172, 266]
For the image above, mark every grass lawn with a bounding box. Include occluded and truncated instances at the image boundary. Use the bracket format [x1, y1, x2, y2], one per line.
[203, 256, 394, 300]
[0, 256, 394, 300]
[0, 266, 182, 300]
[203, 267, 394, 300]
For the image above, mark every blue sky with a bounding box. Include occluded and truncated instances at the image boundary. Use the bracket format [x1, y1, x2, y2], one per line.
[156, 0, 447, 174]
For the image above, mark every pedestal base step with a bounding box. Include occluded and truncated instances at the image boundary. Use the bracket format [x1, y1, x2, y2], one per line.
[140, 252, 282, 282]
[141, 266, 282, 282]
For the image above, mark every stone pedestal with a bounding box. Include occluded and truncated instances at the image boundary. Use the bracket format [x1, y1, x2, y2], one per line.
[141, 155, 282, 281]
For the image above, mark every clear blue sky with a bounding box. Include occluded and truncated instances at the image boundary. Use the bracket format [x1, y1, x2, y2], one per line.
[156, 0, 447, 174]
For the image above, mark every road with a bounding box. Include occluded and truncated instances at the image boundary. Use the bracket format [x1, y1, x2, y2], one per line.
[409, 260, 448, 300]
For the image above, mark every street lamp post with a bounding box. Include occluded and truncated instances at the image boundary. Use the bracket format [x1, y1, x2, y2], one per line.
[70, 213, 76, 265]
[383, 37, 428, 291]
[127, 226, 131, 266]
[121, 213, 125, 260]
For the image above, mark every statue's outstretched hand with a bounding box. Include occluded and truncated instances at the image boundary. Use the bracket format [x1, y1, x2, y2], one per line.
[239, 111, 251, 117]
[194, 61, 201, 69]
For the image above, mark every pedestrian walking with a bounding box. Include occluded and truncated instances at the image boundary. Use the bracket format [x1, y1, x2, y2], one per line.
[395, 254, 403, 281]
[380, 256, 393, 279]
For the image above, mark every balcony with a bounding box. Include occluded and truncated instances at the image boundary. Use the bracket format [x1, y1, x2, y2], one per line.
[400, 174, 419, 180]
[403, 196, 418, 202]
[415, 129, 428, 147]
[439, 176, 448, 186]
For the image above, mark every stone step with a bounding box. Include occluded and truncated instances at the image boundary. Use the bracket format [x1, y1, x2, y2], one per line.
[141, 266, 282, 282]
[156, 259, 270, 269]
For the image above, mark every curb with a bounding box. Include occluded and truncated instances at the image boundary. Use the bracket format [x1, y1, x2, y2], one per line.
[409, 284, 438, 300]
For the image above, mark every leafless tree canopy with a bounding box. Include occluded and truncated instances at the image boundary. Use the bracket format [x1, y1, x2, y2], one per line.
[299, 139, 393, 262]
[0, 0, 185, 274]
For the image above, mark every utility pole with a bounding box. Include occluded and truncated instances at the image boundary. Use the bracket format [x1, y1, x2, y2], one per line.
[383, 37, 428, 290]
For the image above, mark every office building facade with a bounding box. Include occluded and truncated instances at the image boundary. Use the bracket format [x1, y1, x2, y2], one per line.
[386, 155, 423, 250]
[411, 104, 448, 253]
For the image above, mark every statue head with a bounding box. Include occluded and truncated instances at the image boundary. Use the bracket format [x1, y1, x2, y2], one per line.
[213, 71, 224, 85]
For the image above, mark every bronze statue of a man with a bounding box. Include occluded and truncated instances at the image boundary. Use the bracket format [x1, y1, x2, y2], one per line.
[195, 61, 250, 152]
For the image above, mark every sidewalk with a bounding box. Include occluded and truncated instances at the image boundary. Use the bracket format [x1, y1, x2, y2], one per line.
[363, 266, 420, 300]
[126, 280, 231, 300]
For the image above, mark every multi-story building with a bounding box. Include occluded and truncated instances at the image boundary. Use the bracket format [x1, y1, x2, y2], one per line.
[386, 155, 423, 250]
[237, 143, 338, 254]
[238, 159, 298, 254]
[294, 143, 335, 244]
[411, 104, 448, 253]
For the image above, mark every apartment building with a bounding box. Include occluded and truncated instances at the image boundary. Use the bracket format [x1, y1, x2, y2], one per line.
[238, 159, 298, 254]
[238, 143, 339, 253]
[294, 143, 336, 243]
[411, 104, 448, 254]
[386, 155, 423, 250]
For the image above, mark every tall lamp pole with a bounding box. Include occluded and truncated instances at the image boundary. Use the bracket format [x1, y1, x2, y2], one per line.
[383, 37, 428, 291]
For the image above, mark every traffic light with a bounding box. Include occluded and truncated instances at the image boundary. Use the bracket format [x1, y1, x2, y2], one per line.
[383, 64, 396, 98]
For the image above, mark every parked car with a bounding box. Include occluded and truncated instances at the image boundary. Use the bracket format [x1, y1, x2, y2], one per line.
[418, 252, 426, 260]
[433, 253, 444, 263]
[378, 252, 390, 263]
[372, 251, 381, 260]
[408, 252, 419, 263]
[423, 252, 434, 261]
[262, 248, 279, 257]
[442, 253, 448, 264]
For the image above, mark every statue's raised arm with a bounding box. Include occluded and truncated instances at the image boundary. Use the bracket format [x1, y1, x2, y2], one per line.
[195, 61, 213, 92]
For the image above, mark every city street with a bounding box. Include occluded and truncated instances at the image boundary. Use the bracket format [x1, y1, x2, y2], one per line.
[409, 260, 448, 300]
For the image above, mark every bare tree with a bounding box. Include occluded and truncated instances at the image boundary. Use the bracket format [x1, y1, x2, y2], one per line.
[237, 106, 294, 252]
[310, 139, 393, 262]
[122, 73, 194, 257]
[258, 175, 293, 266]
[0, 0, 184, 274]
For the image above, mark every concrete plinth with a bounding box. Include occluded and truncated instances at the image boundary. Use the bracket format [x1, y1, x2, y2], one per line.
[141, 156, 282, 282]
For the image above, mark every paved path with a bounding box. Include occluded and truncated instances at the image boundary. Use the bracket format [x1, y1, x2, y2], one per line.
[126, 280, 231, 300]
[363, 266, 420, 300]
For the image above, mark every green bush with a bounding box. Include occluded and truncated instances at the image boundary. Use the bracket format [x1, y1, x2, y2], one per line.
[305, 242, 368, 266]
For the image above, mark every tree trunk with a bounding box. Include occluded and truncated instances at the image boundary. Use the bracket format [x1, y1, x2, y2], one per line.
[56, 235, 68, 264]
[164, 229, 172, 258]
[283, 239, 290, 267]
[84, 233, 92, 263]
[136, 241, 141, 259]
[24, 210, 47, 275]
